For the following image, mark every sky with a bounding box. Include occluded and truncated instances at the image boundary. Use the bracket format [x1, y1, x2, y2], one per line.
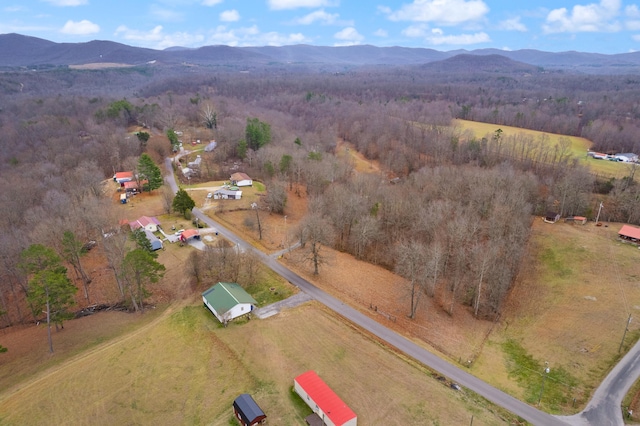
[3, 0, 640, 53]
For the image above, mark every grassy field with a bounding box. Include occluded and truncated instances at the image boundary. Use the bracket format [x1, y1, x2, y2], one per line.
[455, 119, 632, 178]
[475, 219, 640, 414]
[0, 303, 510, 425]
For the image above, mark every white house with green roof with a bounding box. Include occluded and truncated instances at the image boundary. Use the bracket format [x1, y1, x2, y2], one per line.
[202, 282, 257, 324]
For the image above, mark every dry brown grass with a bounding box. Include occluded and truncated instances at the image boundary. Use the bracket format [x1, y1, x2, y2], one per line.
[0, 303, 509, 426]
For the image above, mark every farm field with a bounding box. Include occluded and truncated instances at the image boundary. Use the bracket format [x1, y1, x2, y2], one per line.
[455, 119, 632, 178]
[0, 302, 509, 425]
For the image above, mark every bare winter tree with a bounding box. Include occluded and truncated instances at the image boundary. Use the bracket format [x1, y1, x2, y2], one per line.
[395, 240, 428, 319]
[299, 213, 335, 275]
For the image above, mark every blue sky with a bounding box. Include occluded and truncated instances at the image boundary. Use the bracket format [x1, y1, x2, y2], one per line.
[3, 0, 640, 53]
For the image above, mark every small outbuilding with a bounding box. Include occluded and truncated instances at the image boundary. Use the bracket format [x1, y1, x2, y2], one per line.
[179, 228, 200, 243]
[230, 172, 253, 187]
[202, 282, 257, 324]
[294, 370, 357, 426]
[619, 225, 640, 243]
[544, 212, 561, 223]
[564, 216, 587, 225]
[232, 394, 266, 426]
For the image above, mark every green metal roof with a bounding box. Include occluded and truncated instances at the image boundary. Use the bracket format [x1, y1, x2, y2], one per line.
[202, 282, 257, 315]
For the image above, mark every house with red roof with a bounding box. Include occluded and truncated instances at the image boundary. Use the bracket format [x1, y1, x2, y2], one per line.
[619, 225, 640, 243]
[129, 216, 161, 233]
[114, 171, 134, 184]
[294, 370, 357, 426]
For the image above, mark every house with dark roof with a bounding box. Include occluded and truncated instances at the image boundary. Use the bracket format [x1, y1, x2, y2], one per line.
[544, 212, 560, 223]
[619, 225, 640, 243]
[230, 172, 253, 187]
[202, 282, 257, 324]
[232, 394, 266, 426]
[294, 370, 357, 426]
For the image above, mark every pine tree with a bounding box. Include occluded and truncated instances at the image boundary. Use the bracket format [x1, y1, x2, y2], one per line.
[138, 153, 163, 192]
[172, 188, 196, 217]
[20, 244, 77, 353]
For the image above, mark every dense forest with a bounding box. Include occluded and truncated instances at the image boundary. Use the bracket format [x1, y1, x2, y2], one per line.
[1, 62, 639, 328]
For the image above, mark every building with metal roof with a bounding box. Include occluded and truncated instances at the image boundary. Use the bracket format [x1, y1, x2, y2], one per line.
[202, 282, 257, 325]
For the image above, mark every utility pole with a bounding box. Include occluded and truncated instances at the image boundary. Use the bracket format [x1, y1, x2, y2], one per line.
[538, 362, 550, 406]
[619, 314, 633, 353]
[595, 201, 604, 224]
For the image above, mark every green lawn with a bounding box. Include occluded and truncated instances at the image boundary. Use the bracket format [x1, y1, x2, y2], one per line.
[455, 119, 631, 178]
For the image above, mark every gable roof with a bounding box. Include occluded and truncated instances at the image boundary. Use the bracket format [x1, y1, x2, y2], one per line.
[114, 171, 134, 180]
[233, 394, 266, 424]
[202, 282, 257, 315]
[231, 172, 252, 181]
[619, 224, 640, 240]
[179, 229, 200, 241]
[295, 370, 356, 426]
[130, 216, 160, 230]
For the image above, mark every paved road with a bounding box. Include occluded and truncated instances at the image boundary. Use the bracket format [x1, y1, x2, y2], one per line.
[165, 158, 637, 425]
[560, 337, 640, 426]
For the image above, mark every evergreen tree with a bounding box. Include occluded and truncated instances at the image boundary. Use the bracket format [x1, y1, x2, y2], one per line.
[20, 244, 77, 353]
[138, 153, 163, 192]
[131, 228, 157, 258]
[172, 188, 196, 217]
[245, 118, 271, 151]
[121, 249, 165, 312]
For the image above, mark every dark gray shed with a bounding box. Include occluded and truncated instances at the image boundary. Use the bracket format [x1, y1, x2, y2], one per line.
[232, 394, 266, 426]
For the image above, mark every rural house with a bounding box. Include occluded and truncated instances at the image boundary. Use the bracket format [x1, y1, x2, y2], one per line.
[294, 370, 357, 426]
[202, 282, 257, 324]
[213, 188, 242, 200]
[232, 394, 266, 426]
[144, 230, 163, 251]
[619, 225, 640, 243]
[230, 172, 253, 187]
[114, 171, 134, 184]
[614, 153, 638, 162]
[129, 216, 161, 233]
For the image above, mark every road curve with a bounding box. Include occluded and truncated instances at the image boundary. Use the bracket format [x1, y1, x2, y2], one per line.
[189, 205, 565, 425]
[165, 158, 635, 425]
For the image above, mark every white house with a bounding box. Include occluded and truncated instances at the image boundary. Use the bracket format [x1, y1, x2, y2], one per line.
[213, 188, 242, 200]
[129, 216, 161, 233]
[294, 370, 357, 426]
[202, 282, 257, 325]
[230, 172, 253, 187]
[615, 153, 638, 162]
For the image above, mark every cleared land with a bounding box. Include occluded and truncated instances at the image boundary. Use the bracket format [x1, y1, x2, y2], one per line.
[455, 119, 632, 178]
[0, 303, 508, 425]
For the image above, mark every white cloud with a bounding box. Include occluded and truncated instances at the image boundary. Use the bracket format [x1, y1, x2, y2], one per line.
[60, 19, 99, 35]
[384, 0, 489, 24]
[498, 17, 527, 32]
[202, 0, 223, 5]
[333, 26, 364, 46]
[633, 34, 640, 41]
[543, 0, 622, 33]
[268, 0, 336, 11]
[424, 29, 490, 45]
[4, 6, 27, 12]
[374, 29, 388, 37]
[42, 0, 87, 6]
[220, 9, 240, 22]
[294, 9, 344, 25]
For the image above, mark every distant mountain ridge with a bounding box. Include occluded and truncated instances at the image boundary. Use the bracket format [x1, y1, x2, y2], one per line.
[3, 33, 640, 74]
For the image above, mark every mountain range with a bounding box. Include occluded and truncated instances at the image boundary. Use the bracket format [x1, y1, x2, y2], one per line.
[2, 33, 640, 74]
